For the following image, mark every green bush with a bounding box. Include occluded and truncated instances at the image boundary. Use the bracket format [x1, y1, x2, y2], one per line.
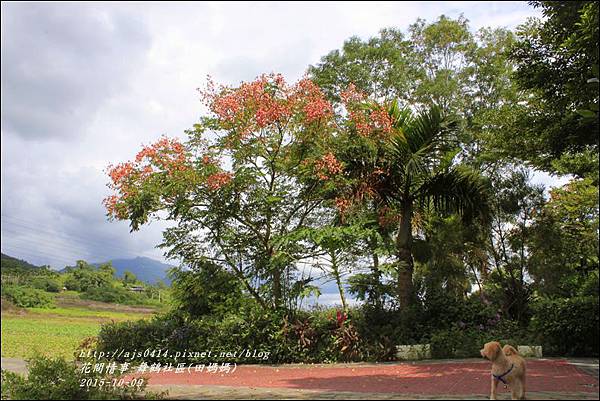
[1, 285, 55, 308]
[31, 276, 62, 293]
[430, 327, 483, 358]
[530, 296, 599, 356]
[169, 264, 245, 318]
[94, 293, 597, 364]
[1, 355, 161, 400]
[81, 285, 146, 305]
[579, 271, 599, 297]
[97, 304, 375, 365]
[428, 319, 531, 359]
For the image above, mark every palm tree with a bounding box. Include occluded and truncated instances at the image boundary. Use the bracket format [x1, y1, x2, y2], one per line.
[342, 102, 489, 308]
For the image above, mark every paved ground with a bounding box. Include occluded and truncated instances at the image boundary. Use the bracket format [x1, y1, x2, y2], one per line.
[140, 359, 598, 400]
[147, 385, 599, 400]
[3, 357, 598, 400]
[0, 357, 28, 375]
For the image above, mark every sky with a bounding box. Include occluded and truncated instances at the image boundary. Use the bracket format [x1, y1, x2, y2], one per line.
[0, 1, 553, 269]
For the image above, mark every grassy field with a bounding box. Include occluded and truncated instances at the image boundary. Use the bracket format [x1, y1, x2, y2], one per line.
[1, 296, 159, 360]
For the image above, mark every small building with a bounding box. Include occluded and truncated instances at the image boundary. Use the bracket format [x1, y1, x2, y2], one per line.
[128, 286, 145, 292]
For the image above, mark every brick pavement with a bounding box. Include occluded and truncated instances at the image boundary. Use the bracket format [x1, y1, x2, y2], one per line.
[140, 359, 598, 400]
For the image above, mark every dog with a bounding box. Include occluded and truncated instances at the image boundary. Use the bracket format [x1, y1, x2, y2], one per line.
[480, 341, 526, 400]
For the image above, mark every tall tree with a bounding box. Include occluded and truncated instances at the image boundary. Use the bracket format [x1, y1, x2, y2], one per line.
[527, 177, 599, 297]
[309, 17, 523, 302]
[334, 95, 489, 307]
[484, 169, 545, 323]
[104, 74, 337, 310]
[504, 1, 599, 178]
[308, 28, 416, 104]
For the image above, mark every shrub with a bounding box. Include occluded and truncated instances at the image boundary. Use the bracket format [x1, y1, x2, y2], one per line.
[81, 285, 145, 305]
[0, 355, 162, 400]
[96, 307, 289, 365]
[169, 264, 246, 318]
[530, 296, 599, 356]
[1, 285, 55, 308]
[430, 327, 483, 359]
[428, 319, 532, 359]
[351, 304, 426, 361]
[31, 277, 62, 293]
[421, 291, 499, 333]
[579, 271, 599, 297]
[96, 305, 377, 365]
[94, 294, 597, 365]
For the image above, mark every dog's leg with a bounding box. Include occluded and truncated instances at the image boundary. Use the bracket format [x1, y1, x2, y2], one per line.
[490, 376, 498, 400]
[511, 379, 525, 400]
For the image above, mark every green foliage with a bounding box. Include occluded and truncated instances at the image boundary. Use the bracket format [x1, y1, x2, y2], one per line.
[530, 296, 599, 356]
[30, 276, 62, 293]
[85, 9, 600, 365]
[1, 252, 41, 272]
[429, 328, 484, 359]
[80, 284, 151, 306]
[309, 15, 478, 112]
[97, 306, 285, 364]
[428, 322, 528, 359]
[169, 261, 246, 318]
[122, 270, 137, 285]
[97, 305, 376, 365]
[0, 355, 158, 400]
[63, 261, 114, 292]
[483, 168, 545, 323]
[527, 177, 599, 297]
[308, 28, 416, 103]
[1, 285, 55, 308]
[505, 1, 599, 177]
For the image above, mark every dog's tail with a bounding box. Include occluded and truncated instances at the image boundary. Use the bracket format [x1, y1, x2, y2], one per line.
[503, 345, 519, 356]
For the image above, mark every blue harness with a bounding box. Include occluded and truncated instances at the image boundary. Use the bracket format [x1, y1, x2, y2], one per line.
[492, 364, 514, 385]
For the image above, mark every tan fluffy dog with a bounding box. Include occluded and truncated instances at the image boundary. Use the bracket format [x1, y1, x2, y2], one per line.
[480, 341, 526, 400]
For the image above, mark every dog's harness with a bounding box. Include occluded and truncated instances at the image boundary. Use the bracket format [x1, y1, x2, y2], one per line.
[492, 364, 514, 386]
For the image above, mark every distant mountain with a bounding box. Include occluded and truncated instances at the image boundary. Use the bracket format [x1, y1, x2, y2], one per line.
[1, 252, 41, 272]
[93, 256, 174, 285]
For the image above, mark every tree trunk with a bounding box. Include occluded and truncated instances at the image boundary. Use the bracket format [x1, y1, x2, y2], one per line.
[331, 251, 348, 313]
[396, 202, 414, 308]
[272, 266, 282, 309]
[369, 234, 382, 309]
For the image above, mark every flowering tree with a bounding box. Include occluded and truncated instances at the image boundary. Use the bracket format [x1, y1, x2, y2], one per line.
[105, 74, 341, 309]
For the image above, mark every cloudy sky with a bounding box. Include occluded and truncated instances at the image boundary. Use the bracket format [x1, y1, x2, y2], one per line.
[1, 1, 548, 269]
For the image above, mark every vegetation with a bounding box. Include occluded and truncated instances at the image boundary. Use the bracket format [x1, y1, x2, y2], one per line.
[96, 4, 599, 363]
[504, 1, 599, 178]
[0, 256, 163, 361]
[1, 286, 55, 308]
[1, 299, 156, 360]
[1, 355, 162, 400]
[3, 3, 598, 379]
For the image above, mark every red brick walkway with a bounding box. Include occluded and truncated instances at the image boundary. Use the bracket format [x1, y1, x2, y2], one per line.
[141, 359, 598, 396]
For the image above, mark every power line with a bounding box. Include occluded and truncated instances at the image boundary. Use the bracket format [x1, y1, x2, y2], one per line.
[1, 244, 77, 268]
[1, 215, 159, 255]
[2, 226, 127, 257]
[1, 216, 167, 261]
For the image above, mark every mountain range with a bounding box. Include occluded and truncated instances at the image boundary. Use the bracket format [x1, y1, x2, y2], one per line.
[92, 256, 173, 285]
[1, 252, 351, 305]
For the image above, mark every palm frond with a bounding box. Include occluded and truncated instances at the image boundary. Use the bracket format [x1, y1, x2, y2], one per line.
[416, 166, 490, 223]
[387, 105, 454, 170]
